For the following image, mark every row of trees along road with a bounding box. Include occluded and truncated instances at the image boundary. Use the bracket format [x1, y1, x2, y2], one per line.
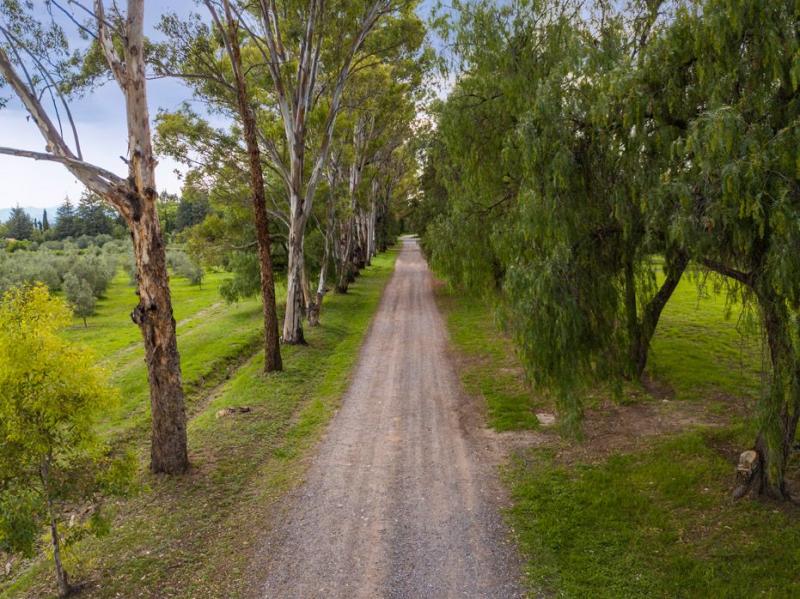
[417, 0, 800, 500]
[0, 0, 424, 479]
[153, 0, 426, 356]
[1, 1, 423, 592]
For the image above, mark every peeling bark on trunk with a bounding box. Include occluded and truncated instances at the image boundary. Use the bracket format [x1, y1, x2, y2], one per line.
[307, 255, 327, 327]
[122, 1, 188, 474]
[0, 0, 189, 474]
[129, 210, 188, 474]
[308, 203, 331, 326]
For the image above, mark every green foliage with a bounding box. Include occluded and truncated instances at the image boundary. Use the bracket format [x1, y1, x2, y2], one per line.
[168, 250, 204, 286]
[0, 250, 397, 598]
[63, 272, 96, 325]
[0, 248, 118, 298]
[440, 267, 794, 596]
[174, 188, 209, 233]
[53, 198, 78, 240]
[420, 0, 800, 489]
[3, 206, 34, 241]
[219, 251, 261, 303]
[0, 285, 133, 577]
[76, 192, 116, 237]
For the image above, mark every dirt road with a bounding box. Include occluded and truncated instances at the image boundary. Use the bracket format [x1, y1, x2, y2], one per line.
[258, 238, 523, 598]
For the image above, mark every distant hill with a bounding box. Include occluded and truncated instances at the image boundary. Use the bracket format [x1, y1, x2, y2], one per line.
[0, 206, 60, 224]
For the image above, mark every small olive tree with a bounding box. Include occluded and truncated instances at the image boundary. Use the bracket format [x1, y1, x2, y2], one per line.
[0, 285, 134, 597]
[63, 273, 96, 327]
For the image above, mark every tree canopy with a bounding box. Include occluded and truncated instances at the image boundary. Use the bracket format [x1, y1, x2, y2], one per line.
[417, 0, 800, 498]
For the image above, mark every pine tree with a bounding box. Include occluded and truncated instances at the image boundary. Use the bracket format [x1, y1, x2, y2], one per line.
[5, 206, 34, 240]
[76, 192, 114, 236]
[41, 209, 49, 231]
[54, 198, 77, 239]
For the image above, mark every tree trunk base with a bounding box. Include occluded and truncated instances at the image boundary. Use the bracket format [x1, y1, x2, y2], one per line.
[732, 448, 794, 501]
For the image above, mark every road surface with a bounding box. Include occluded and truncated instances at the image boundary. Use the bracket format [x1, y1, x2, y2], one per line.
[258, 238, 523, 598]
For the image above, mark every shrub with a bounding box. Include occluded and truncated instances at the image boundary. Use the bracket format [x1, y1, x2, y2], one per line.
[63, 273, 96, 326]
[0, 284, 134, 596]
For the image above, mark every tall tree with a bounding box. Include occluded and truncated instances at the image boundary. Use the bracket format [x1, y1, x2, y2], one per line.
[0, 0, 188, 474]
[155, 0, 422, 341]
[175, 188, 209, 232]
[77, 191, 115, 236]
[639, 0, 800, 498]
[41, 208, 49, 231]
[54, 198, 78, 239]
[4, 205, 34, 240]
[249, 0, 407, 344]
[200, 0, 283, 371]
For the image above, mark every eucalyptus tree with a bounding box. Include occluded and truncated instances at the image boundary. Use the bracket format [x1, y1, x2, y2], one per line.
[245, 0, 422, 344]
[156, 4, 285, 372]
[329, 54, 423, 293]
[156, 0, 422, 342]
[206, 0, 283, 371]
[0, 0, 188, 473]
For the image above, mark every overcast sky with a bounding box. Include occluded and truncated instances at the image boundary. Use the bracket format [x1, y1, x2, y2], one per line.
[0, 0, 441, 211]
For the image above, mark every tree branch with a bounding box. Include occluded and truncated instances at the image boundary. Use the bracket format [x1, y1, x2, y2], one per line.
[700, 258, 754, 286]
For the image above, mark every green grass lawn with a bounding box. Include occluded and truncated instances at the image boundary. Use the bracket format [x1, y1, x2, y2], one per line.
[1, 249, 398, 599]
[434, 288, 545, 430]
[61, 270, 236, 357]
[62, 270, 268, 444]
[436, 271, 800, 598]
[649, 270, 763, 401]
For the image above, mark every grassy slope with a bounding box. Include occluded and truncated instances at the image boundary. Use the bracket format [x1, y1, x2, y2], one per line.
[436, 273, 800, 598]
[2, 250, 398, 598]
[65, 271, 268, 442]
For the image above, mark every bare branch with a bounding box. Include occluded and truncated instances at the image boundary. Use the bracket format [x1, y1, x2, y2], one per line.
[50, 0, 98, 40]
[95, 0, 126, 84]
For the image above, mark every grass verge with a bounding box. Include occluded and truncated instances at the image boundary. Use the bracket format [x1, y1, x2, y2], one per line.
[433, 286, 545, 430]
[435, 273, 800, 598]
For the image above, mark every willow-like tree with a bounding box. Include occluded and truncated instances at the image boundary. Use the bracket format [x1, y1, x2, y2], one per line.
[639, 0, 800, 498]
[0, 0, 188, 474]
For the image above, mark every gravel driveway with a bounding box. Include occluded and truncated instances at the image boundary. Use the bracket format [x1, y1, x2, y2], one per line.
[258, 238, 523, 598]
